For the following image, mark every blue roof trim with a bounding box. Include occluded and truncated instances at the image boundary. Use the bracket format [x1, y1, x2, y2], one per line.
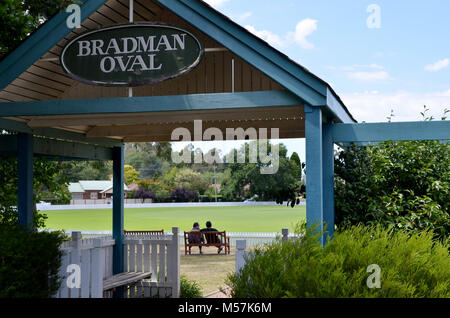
[326, 87, 356, 123]
[0, 0, 107, 91]
[0, 90, 303, 116]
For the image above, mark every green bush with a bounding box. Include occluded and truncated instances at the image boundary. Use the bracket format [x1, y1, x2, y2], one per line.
[0, 224, 66, 298]
[335, 139, 450, 242]
[227, 223, 450, 298]
[180, 275, 203, 298]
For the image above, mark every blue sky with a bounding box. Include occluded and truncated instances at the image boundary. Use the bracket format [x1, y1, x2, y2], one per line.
[173, 0, 450, 162]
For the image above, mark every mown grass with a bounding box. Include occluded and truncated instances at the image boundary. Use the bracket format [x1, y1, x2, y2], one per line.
[43, 205, 306, 233]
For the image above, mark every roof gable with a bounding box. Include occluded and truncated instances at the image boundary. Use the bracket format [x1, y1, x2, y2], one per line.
[0, 0, 356, 126]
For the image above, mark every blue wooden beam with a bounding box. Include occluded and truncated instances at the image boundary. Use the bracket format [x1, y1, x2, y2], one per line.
[0, 90, 303, 117]
[304, 105, 325, 246]
[112, 146, 124, 276]
[326, 87, 356, 124]
[0, 0, 107, 91]
[322, 123, 335, 242]
[0, 118, 122, 147]
[332, 121, 450, 142]
[17, 133, 34, 229]
[0, 135, 113, 160]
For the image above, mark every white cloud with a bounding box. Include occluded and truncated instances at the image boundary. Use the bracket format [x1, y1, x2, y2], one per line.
[424, 58, 449, 72]
[244, 25, 285, 48]
[203, 0, 229, 8]
[234, 11, 252, 21]
[348, 71, 390, 82]
[292, 19, 318, 49]
[245, 18, 318, 50]
[341, 90, 450, 122]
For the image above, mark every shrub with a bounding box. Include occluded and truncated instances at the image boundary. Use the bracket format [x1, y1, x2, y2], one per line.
[227, 223, 450, 298]
[170, 187, 198, 202]
[133, 187, 155, 203]
[335, 140, 450, 242]
[0, 224, 66, 298]
[180, 275, 203, 298]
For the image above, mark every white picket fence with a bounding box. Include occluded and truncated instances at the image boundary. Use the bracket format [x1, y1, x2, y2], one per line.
[53, 230, 293, 247]
[121, 228, 180, 298]
[54, 228, 180, 298]
[56, 232, 115, 298]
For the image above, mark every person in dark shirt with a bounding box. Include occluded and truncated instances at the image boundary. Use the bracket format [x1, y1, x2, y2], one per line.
[200, 221, 223, 254]
[188, 222, 203, 254]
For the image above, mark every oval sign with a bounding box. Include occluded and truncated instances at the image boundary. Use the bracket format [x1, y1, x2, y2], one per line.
[60, 23, 204, 86]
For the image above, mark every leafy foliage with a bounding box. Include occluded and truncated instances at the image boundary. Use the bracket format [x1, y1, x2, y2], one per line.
[133, 187, 155, 203]
[0, 224, 66, 297]
[221, 141, 303, 206]
[334, 139, 450, 241]
[170, 187, 198, 202]
[0, 0, 70, 57]
[179, 275, 203, 298]
[0, 156, 70, 228]
[227, 223, 450, 298]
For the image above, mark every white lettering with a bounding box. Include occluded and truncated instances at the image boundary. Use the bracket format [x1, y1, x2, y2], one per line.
[147, 54, 162, 70]
[100, 56, 115, 73]
[115, 55, 134, 72]
[172, 33, 186, 50]
[77, 41, 91, 56]
[156, 35, 172, 51]
[91, 39, 105, 55]
[121, 37, 138, 54]
[105, 38, 121, 55]
[136, 36, 157, 53]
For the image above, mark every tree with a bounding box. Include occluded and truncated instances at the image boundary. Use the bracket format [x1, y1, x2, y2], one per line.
[170, 187, 198, 202]
[0, 155, 70, 229]
[173, 168, 209, 194]
[125, 147, 168, 179]
[133, 187, 155, 203]
[334, 109, 449, 241]
[124, 164, 139, 185]
[62, 161, 112, 182]
[221, 141, 302, 206]
[0, 0, 70, 57]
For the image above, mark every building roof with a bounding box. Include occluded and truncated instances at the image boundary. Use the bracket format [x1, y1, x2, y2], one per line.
[68, 180, 129, 193]
[68, 182, 84, 193]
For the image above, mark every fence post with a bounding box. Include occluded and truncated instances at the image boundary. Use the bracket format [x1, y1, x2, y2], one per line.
[91, 238, 105, 298]
[171, 227, 180, 298]
[69, 231, 81, 298]
[282, 228, 289, 243]
[235, 240, 247, 273]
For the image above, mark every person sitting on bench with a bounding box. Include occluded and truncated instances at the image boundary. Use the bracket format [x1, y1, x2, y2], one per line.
[188, 222, 204, 254]
[200, 221, 223, 254]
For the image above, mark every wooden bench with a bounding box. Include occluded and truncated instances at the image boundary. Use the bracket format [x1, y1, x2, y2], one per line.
[103, 272, 152, 291]
[184, 231, 230, 255]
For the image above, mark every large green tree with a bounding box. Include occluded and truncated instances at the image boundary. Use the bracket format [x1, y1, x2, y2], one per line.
[221, 141, 302, 205]
[0, 0, 70, 57]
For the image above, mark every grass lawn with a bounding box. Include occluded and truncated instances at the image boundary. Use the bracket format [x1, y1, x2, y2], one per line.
[43, 205, 305, 232]
[180, 248, 236, 296]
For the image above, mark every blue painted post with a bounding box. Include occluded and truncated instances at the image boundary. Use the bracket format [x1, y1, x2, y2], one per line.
[304, 105, 324, 246]
[112, 146, 124, 275]
[17, 133, 34, 229]
[322, 123, 335, 242]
